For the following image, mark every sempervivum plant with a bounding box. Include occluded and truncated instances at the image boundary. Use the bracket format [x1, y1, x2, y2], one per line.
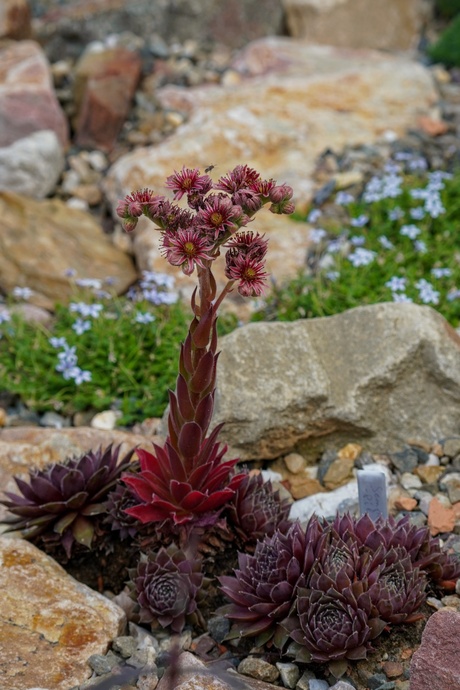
[130, 544, 204, 633]
[116, 166, 295, 532]
[332, 513, 460, 588]
[223, 470, 292, 550]
[364, 546, 427, 624]
[219, 519, 323, 647]
[283, 579, 386, 667]
[0, 444, 135, 558]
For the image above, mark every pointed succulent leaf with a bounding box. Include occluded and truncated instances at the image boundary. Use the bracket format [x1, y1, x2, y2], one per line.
[191, 307, 214, 349]
[53, 511, 78, 535]
[176, 374, 195, 421]
[178, 421, 203, 460]
[189, 350, 216, 394]
[72, 515, 95, 549]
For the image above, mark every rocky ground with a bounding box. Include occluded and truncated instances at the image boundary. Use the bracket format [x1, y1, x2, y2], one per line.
[1, 1, 460, 690]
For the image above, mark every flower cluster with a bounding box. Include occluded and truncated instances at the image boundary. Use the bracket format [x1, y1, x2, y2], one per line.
[220, 513, 460, 669]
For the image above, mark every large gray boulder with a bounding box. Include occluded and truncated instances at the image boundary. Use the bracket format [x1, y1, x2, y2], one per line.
[212, 303, 460, 462]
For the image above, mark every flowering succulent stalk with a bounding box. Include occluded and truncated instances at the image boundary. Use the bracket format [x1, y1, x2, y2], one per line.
[117, 166, 295, 528]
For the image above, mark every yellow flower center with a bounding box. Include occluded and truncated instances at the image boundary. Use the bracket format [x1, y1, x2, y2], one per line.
[211, 212, 223, 226]
[184, 241, 196, 256]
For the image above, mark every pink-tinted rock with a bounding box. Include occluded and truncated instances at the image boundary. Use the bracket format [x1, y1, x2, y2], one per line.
[410, 609, 460, 690]
[74, 46, 142, 151]
[0, 40, 68, 147]
[0, 0, 31, 39]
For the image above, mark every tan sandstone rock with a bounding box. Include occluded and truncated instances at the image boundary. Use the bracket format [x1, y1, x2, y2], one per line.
[106, 38, 438, 207]
[0, 536, 126, 690]
[282, 0, 431, 51]
[0, 191, 137, 304]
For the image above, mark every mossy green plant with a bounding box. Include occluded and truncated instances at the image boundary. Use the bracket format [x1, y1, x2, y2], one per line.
[429, 13, 460, 67]
[435, 0, 460, 19]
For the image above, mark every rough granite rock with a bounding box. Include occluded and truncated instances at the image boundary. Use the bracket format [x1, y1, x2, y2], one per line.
[0, 40, 68, 148]
[0, 536, 126, 690]
[209, 302, 460, 462]
[410, 608, 460, 689]
[282, 0, 432, 51]
[0, 191, 137, 304]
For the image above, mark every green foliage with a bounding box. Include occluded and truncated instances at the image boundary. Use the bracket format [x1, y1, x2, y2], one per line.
[429, 13, 460, 67]
[435, 0, 460, 19]
[252, 169, 460, 327]
[0, 298, 190, 425]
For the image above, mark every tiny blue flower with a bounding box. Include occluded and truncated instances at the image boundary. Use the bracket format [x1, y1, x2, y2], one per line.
[134, 312, 156, 324]
[72, 319, 92, 335]
[431, 267, 452, 279]
[388, 207, 404, 221]
[379, 236, 394, 250]
[414, 240, 427, 254]
[335, 191, 354, 205]
[348, 248, 376, 267]
[307, 209, 322, 223]
[13, 286, 33, 300]
[350, 214, 369, 228]
[49, 336, 68, 348]
[309, 228, 327, 243]
[392, 292, 413, 303]
[385, 277, 407, 292]
[400, 224, 421, 240]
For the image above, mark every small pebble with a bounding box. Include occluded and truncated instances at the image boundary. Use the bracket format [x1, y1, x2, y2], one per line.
[112, 636, 138, 658]
[296, 669, 317, 690]
[308, 680, 329, 690]
[276, 661, 300, 688]
[382, 661, 403, 678]
[238, 657, 280, 683]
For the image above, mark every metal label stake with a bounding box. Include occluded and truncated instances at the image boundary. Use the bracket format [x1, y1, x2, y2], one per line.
[357, 469, 388, 521]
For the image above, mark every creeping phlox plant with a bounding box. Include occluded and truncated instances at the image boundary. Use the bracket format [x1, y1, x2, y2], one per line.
[255, 159, 460, 326]
[1, 165, 459, 675]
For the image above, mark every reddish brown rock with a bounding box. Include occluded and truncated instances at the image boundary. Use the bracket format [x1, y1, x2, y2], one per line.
[428, 496, 456, 536]
[410, 609, 460, 690]
[0, 0, 31, 39]
[0, 40, 68, 147]
[74, 46, 142, 151]
[0, 536, 126, 690]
